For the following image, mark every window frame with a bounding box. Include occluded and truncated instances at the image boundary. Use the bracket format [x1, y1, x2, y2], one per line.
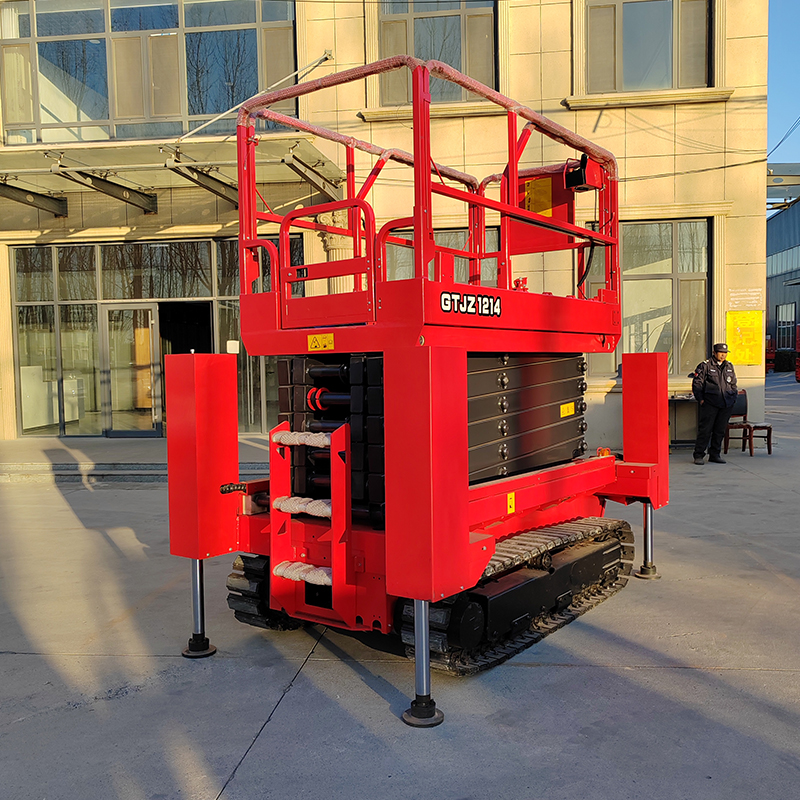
[9, 233, 305, 437]
[364, 0, 508, 117]
[0, 0, 297, 144]
[585, 0, 711, 96]
[586, 217, 712, 379]
[376, 1, 497, 107]
[776, 302, 796, 350]
[569, 0, 728, 109]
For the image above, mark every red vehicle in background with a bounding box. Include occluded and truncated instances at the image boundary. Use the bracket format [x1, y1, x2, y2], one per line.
[166, 58, 669, 726]
[796, 326, 800, 382]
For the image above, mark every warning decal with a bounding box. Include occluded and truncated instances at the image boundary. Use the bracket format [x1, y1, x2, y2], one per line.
[507, 492, 516, 514]
[524, 178, 553, 217]
[308, 333, 334, 351]
[560, 402, 575, 418]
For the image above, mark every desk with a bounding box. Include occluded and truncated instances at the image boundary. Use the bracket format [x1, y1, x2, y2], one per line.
[669, 393, 698, 446]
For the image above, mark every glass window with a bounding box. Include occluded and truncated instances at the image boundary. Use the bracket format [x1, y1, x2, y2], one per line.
[586, 0, 710, 94]
[59, 304, 102, 434]
[186, 28, 257, 115]
[2, 1, 296, 143]
[219, 235, 303, 296]
[218, 299, 264, 432]
[217, 239, 240, 297]
[622, 0, 672, 91]
[38, 39, 109, 123]
[384, 227, 498, 284]
[591, 219, 709, 377]
[113, 37, 145, 118]
[679, 0, 708, 88]
[622, 278, 673, 366]
[5, 128, 34, 144]
[587, 5, 615, 94]
[17, 305, 58, 434]
[110, 1, 179, 31]
[622, 222, 672, 274]
[114, 121, 182, 138]
[679, 278, 705, 372]
[41, 125, 110, 141]
[101, 241, 212, 299]
[150, 32, 181, 116]
[379, 0, 496, 105]
[185, 0, 256, 27]
[1, 44, 34, 124]
[15, 247, 53, 302]
[677, 219, 707, 272]
[262, 23, 296, 116]
[262, 0, 293, 22]
[776, 303, 796, 350]
[36, 0, 105, 37]
[415, 14, 462, 102]
[57, 245, 97, 300]
[0, 1, 31, 38]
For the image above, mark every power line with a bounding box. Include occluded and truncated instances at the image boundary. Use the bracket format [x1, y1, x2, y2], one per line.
[768, 113, 800, 158]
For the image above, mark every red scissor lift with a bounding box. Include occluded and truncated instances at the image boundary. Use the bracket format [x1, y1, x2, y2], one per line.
[167, 57, 669, 727]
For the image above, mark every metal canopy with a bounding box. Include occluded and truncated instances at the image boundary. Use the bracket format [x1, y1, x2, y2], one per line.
[166, 157, 239, 207]
[281, 153, 342, 202]
[52, 166, 158, 214]
[0, 182, 67, 217]
[0, 134, 344, 216]
[768, 163, 800, 209]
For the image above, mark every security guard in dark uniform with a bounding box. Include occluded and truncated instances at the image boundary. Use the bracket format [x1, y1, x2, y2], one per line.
[691, 343, 738, 464]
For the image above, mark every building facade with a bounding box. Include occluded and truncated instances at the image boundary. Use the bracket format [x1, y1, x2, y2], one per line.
[0, 0, 768, 446]
[766, 199, 800, 353]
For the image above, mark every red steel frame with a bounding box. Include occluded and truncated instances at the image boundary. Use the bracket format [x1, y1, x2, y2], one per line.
[168, 58, 669, 634]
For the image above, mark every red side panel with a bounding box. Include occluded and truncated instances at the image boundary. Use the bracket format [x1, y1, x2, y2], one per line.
[166, 353, 240, 558]
[615, 352, 670, 508]
[508, 174, 576, 255]
[383, 346, 477, 600]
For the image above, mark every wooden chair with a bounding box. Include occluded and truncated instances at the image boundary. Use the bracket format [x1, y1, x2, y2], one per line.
[724, 391, 750, 454]
[723, 390, 773, 456]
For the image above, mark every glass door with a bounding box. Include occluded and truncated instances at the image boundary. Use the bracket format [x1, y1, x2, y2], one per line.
[101, 304, 162, 436]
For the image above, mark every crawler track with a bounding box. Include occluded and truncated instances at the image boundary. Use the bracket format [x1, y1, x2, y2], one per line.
[226, 554, 302, 631]
[226, 517, 634, 675]
[400, 517, 634, 675]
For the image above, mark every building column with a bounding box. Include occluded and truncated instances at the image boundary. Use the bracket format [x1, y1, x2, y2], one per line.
[0, 245, 17, 438]
[317, 209, 354, 295]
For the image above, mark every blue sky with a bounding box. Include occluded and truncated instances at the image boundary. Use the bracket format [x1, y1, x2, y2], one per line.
[768, 0, 800, 163]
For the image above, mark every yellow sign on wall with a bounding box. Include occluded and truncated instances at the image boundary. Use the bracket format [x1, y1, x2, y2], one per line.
[726, 310, 762, 366]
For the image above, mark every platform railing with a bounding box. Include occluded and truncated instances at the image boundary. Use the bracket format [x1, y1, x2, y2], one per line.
[236, 56, 620, 327]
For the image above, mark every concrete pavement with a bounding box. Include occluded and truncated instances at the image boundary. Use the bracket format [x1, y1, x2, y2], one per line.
[1, 373, 799, 800]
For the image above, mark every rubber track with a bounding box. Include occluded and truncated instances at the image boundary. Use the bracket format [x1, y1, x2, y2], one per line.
[226, 555, 303, 631]
[406, 517, 634, 676]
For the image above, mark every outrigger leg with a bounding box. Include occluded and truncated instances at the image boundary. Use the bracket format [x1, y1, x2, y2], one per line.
[635, 502, 661, 580]
[402, 600, 444, 727]
[182, 558, 217, 658]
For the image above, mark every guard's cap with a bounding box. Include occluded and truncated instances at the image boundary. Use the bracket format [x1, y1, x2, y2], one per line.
[713, 342, 728, 353]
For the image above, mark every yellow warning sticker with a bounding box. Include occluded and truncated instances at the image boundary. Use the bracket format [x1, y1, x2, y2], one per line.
[524, 178, 553, 217]
[560, 402, 575, 418]
[507, 492, 516, 514]
[308, 333, 334, 351]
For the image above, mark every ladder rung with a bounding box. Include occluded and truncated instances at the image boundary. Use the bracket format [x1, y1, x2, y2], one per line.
[273, 560, 333, 586]
[272, 430, 331, 448]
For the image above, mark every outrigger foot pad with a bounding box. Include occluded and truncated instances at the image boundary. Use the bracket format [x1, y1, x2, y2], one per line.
[635, 564, 661, 580]
[182, 633, 217, 658]
[402, 695, 444, 728]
